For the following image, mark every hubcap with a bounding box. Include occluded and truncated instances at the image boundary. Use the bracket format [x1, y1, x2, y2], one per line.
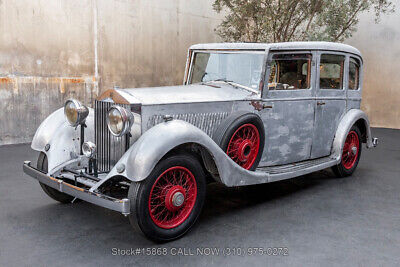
[238, 140, 253, 162]
[148, 166, 197, 229]
[164, 186, 185, 211]
[342, 130, 360, 170]
[172, 192, 185, 207]
[226, 123, 260, 169]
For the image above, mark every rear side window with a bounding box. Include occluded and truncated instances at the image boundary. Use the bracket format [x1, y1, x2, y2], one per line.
[349, 57, 360, 90]
[319, 54, 345, 89]
[268, 53, 312, 90]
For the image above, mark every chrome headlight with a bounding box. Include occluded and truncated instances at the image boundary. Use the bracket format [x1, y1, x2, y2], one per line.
[82, 141, 96, 158]
[64, 99, 89, 127]
[107, 105, 134, 137]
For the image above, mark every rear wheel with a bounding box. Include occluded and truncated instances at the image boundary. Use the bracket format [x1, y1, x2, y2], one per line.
[37, 152, 75, 204]
[128, 154, 206, 242]
[332, 126, 362, 177]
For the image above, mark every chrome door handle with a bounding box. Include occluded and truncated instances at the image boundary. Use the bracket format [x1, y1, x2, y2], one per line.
[317, 101, 326, 106]
[262, 104, 273, 109]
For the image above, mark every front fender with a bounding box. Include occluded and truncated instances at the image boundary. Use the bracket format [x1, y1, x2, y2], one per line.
[106, 120, 264, 186]
[31, 107, 94, 174]
[331, 109, 373, 161]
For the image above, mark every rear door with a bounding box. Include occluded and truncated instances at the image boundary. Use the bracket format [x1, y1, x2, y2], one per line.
[311, 51, 348, 158]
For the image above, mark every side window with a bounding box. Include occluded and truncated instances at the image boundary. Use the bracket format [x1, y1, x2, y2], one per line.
[349, 57, 360, 90]
[268, 53, 312, 90]
[319, 54, 345, 89]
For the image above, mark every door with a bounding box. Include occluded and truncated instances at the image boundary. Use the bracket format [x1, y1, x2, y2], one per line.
[258, 51, 316, 167]
[311, 52, 348, 158]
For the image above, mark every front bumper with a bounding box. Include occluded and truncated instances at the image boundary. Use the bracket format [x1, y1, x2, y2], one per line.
[22, 161, 130, 215]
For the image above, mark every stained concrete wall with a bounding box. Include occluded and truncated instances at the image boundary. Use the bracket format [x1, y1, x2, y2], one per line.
[0, 0, 222, 145]
[348, 7, 400, 129]
[0, 0, 399, 145]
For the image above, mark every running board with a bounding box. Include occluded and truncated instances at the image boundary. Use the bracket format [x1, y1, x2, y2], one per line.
[255, 156, 339, 183]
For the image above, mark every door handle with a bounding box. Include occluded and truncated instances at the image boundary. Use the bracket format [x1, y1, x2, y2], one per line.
[317, 101, 326, 106]
[262, 104, 273, 109]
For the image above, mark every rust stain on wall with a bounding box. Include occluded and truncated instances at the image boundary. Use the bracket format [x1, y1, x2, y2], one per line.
[0, 76, 89, 84]
[0, 77, 12, 83]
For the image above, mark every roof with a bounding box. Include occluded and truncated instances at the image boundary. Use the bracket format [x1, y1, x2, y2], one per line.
[189, 41, 361, 57]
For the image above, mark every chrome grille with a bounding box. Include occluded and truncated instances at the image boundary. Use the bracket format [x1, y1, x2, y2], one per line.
[95, 100, 130, 172]
[147, 112, 229, 137]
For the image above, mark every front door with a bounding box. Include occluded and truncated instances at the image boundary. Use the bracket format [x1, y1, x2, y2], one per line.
[258, 52, 316, 167]
[311, 52, 348, 158]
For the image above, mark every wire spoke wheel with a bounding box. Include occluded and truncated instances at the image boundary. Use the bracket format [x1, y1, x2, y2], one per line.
[342, 130, 360, 170]
[226, 123, 260, 170]
[148, 166, 197, 229]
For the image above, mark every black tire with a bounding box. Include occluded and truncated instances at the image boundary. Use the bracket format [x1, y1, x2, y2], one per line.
[37, 152, 75, 204]
[332, 125, 362, 177]
[128, 154, 206, 242]
[213, 112, 265, 171]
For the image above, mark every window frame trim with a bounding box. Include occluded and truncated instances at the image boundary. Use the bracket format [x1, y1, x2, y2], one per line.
[187, 50, 266, 95]
[318, 52, 347, 91]
[264, 50, 314, 92]
[348, 56, 361, 91]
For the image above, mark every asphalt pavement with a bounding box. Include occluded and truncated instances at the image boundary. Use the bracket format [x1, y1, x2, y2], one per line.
[0, 128, 399, 266]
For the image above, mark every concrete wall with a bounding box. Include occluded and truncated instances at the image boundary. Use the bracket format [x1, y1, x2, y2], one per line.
[347, 5, 400, 129]
[0, 0, 399, 145]
[0, 0, 222, 145]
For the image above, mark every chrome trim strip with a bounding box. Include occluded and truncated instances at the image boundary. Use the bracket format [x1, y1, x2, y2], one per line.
[23, 162, 130, 214]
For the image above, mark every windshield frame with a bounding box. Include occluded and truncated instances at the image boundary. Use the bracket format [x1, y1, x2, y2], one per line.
[186, 50, 267, 95]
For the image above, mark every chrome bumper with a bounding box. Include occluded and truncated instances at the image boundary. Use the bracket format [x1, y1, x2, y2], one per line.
[22, 161, 130, 215]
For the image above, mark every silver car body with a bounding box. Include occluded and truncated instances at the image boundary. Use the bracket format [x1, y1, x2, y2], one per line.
[25, 42, 377, 214]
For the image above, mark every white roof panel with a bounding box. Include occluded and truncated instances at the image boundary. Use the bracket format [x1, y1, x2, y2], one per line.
[189, 41, 361, 57]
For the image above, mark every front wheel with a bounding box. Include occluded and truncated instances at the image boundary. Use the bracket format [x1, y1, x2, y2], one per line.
[332, 126, 362, 177]
[128, 154, 206, 242]
[37, 152, 75, 204]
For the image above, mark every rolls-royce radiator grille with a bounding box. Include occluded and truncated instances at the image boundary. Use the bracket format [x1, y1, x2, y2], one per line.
[95, 100, 130, 172]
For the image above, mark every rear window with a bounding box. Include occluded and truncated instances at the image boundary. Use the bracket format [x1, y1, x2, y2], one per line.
[349, 57, 360, 90]
[319, 54, 345, 89]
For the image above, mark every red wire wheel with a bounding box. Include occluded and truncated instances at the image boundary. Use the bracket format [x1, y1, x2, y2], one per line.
[342, 130, 360, 170]
[226, 123, 260, 170]
[148, 166, 197, 229]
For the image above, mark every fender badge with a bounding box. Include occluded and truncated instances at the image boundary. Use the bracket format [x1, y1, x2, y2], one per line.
[163, 115, 173, 122]
[45, 144, 51, 151]
[116, 163, 125, 173]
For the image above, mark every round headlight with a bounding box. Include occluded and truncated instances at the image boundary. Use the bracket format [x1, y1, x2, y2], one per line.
[64, 99, 89, 127]
[82, 141, 96, 158]
[107, 105, 134, 137]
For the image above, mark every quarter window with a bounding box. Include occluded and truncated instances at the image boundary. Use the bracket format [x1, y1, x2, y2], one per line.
[319, 54, 345, 89]
[349, 57, 360, 90]
[268, 53, 312, 90]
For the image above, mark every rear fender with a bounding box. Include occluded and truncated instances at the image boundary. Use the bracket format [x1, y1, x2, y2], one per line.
[331, 109, 373, 161]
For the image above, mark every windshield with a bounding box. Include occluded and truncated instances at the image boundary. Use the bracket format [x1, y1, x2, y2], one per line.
[189, 52, 264, 91]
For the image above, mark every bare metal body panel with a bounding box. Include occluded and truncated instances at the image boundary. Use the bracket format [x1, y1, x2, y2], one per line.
[116, 84, 258, 105]
[25, 42, 377, 212]
[31, 107, 94, 174]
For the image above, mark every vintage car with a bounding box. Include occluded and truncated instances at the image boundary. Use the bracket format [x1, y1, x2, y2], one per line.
[23, 42, 378, 242]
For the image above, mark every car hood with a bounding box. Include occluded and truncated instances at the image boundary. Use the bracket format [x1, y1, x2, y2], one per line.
[112, 84, 259, 105]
